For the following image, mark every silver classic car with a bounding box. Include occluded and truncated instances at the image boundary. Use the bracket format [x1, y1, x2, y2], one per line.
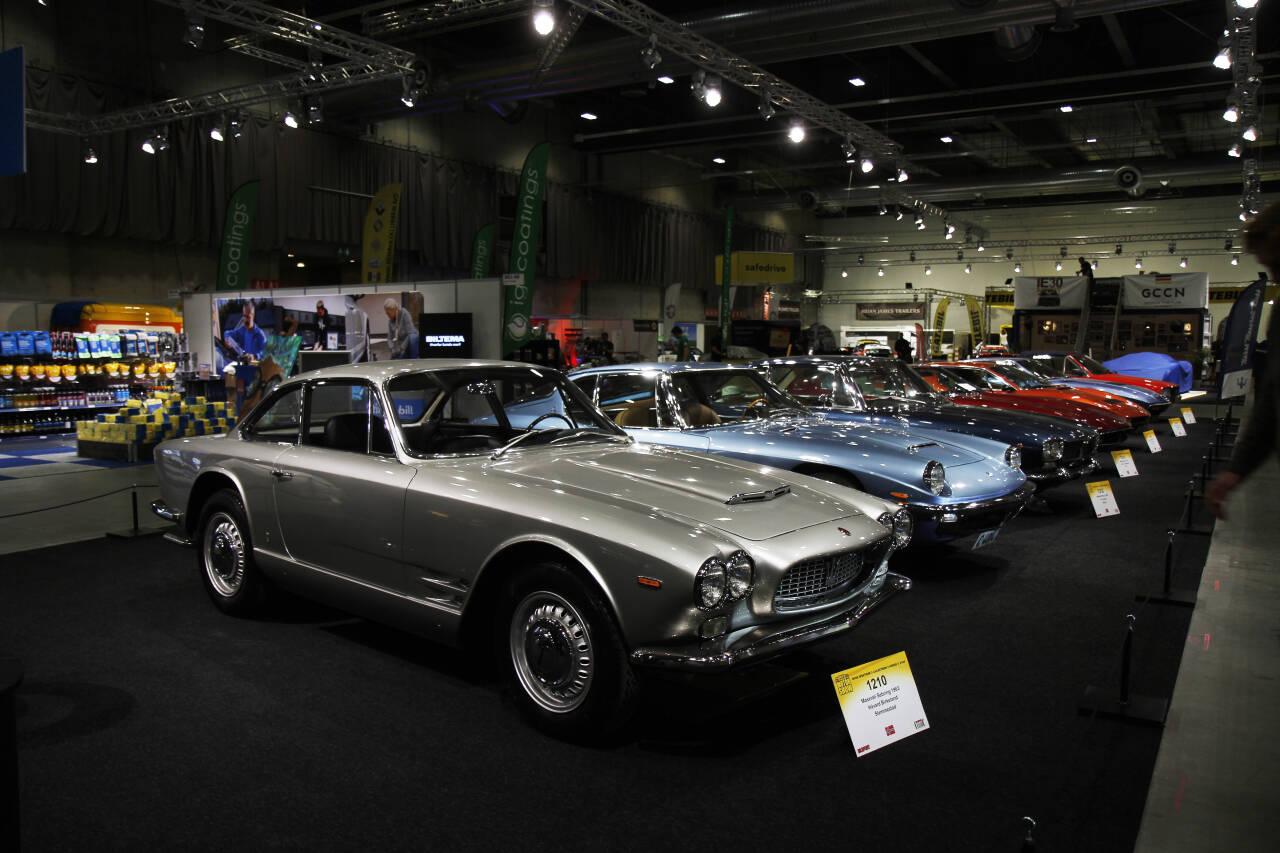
[151, 360, 911, 738]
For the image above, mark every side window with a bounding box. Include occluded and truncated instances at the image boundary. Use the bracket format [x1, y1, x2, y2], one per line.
[242, 386, 303, 444]
[570, 374, 598, 403]
[304, 380, 394, 455]
[597, 373, 660, 428]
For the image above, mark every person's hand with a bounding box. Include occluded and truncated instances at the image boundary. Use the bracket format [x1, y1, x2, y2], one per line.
[1205, 471, 1241, 519]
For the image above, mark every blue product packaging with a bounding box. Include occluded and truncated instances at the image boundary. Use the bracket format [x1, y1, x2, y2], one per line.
[35, 331, 52, 356]
[109, 334, 122, 358]
[17, 332, 35, 356]
[75, 333, 90, 358]
[0, 332, 15, 357]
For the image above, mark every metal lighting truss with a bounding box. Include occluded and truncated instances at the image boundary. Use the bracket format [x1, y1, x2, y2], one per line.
[26, 0, 415, 136]
[363, 0, 529, 38]
[533, 5, 588, 86]
[808, 231, 1241, 252]
[1225, 2, 1261, 219]
[562, 0, 914, 172]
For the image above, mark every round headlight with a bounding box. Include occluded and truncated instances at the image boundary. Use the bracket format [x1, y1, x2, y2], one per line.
[924, 460, 947, 495]
[877, 511, 893, 530]
[725, 551, 754, 600]
[892, 507, 913, 548]
[1004, 444, 1022, 470]
[695, 558, 727, 610]
[1042, 437, 1063, 462]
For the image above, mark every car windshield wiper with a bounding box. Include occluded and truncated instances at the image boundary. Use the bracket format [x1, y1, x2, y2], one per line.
[491, 429, 559, 459]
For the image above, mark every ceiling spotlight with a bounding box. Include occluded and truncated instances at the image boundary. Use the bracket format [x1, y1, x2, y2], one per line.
[703, 75, 722, 107]
[1085, 137, 1098, 143]
[1055, 260, 1063, 271]
[965, 264, 972, 274]
[532, 0, 556, 37]
[1091, 261, 1098, 270]
[1115, 244, 1123, 255]
[228, 114, 243, 139]
[925, 265, 932, 276]
[788, 120, 805, 144]
[1179, 257, 1188, 268]
[1014, 262, 1022, 273]
[1168, 241, 1176, 254]
[909, 250, 916, 262]
[894, 207, 904, 221]
[183, 12, 205, 49]
[1134, 258, 1143, 269]
[841, 268, 848, 278]
[858, 253, 865, 265]
[758, 87, 776, 121]
[1223, 103, 1239, 123]
[1213, 39, 1231, 71]
[580, 112, 598, 120]
[848, 76, 866, 87]
[82, 142, 98, 165]
[283, 109, 299, 129]
[841, 137, 856, 160]
[977, 242, 985, 252]
[896, 167, 909, 183]
[1236, 0, 1259, 8]
[1230, 255, 1239, 266]
[712, 156, 725, 165]
[1227, 142, 1242, 157]
[877, 267, 885, 277]
[1242, 126, 1257, 142]
[306, 96, 323, 125]
[210, 118, 225, 142]
[945, 221, 957, 237]
[1060, 246, 1068, 257]
[859, 157, 874, 174]
[1059, 104, 1073, 113]
[639, 34, 662, 70]
[140, 130, 168, 154]
[940, 135, 953, 143]
[400, 73, 420, 108]
[877, 200, 888, 216]
[657, 75, 674, 85]
[915, 215, 926, 231]
[956, 251, 964, 261]
[1005, 247, 1014, 260]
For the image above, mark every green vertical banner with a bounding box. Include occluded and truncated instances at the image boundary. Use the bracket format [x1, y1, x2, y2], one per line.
[503, 142, 550, 355]
[720, 204, 734, 345]
[470, 223, 495, 278]
[215, 180, 260, 291]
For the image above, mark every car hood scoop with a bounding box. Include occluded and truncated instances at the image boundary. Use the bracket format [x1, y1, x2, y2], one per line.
[497, 445, 874, 541]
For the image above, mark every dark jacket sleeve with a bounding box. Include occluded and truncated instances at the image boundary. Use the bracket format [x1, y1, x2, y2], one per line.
[1228, 309, 1280, 480]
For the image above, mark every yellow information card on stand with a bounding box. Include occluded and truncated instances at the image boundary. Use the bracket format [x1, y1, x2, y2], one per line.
[1143, 429, 1162, 453]
[1086, 480, 1120, 517]
[1111, 449, 1138, 477]
[1181, 407, 1197, 425]
[1169, 418, 1188, 438]
[831, 651, 930, 757]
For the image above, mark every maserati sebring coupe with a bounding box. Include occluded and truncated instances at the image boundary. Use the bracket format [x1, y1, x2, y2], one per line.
[569, 362, 1033, 547]
[1021, 350, 1181, 401]
[913, 363, 1134, 445]
[753, 355, 1100, 489]
[150, 361, 912, 739]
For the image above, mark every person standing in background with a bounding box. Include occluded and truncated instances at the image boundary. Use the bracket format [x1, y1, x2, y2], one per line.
[671, 327, 692, 361]
[224, 300, 267, 361]
[384, 298, 419, 359]
[1206, 202, 1280, 519]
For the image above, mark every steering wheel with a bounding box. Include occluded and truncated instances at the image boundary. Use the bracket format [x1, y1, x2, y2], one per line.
[742, 397, 769, 419]
[526, 412, 575, 430]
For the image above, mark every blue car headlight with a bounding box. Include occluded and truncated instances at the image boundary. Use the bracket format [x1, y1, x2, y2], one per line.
[924, 460, 947, 495]
[1005, 444, 1022, 469]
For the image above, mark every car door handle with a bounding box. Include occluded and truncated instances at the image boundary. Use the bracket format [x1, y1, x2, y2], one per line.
[270, 469, 293, 481]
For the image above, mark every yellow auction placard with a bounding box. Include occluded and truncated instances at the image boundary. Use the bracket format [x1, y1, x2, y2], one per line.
[831, 651, 930, 757]
[1143, 429, 1162, 453]
[1086, 480, 1120, 517]
[1180, 407, 1197, 425]
[1111, 449, 1138, 477]
[1169, 417, 1187, 438]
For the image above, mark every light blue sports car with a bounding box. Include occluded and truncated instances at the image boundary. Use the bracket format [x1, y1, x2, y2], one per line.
[569, 363, 1033, 547]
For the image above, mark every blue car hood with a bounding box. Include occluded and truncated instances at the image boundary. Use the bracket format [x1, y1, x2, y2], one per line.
[822, 401, 1092, 448]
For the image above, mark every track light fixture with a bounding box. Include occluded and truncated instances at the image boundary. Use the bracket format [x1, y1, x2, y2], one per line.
[877, 200, 888, 216]
[896, 167, 909, 183]
[1230, 255, 1239, 265]
[788, 120, 805, 143]
[82, 140, 97, 164]
[1179, 257, 1188, 268]
[977, 242, 985, 252]
[1168, 242, 1176, 254]
[758, 87, 775, 121]
[841, 137, 856, 161]
[1055, 260, 1063, 271]
[914, 214, 925, 230]
[306, 96, 323, 125]
[532, 0, 555, 37]
[877, 267, 885, 277]
[1228, 142, 1242, 157]
[1213, 39, 1231, 71]
[141, 129, 168, 154]
[894, 206, 904, 221]
[1242, 125, 1257, 142]
[925, 265, 932, 276]
[210, 119, 225, 142]
[639, 34, 661, 70]
[1014, 262, 1022, 273]
[1005, 247, 1014, 260]
[841, 268, 848, 278]
[1223, 102, 1239, 123]
[858, 254, 865, 265]
[956, 251, 964, 261]
[228, 113, 244, 139]
[183, 12, 205, 49]
[945, 221, 956, 239]
[703, 74, 722, 107]
[909, 250, 916, 262]
[1115, 244, 1123, 255]
[965, 263, 972, 274]
[859, 158, 874, 174]
[1060, 246, 1068, 257]
[1134, 258, 1143, 270]
[283, 109, 299, 129]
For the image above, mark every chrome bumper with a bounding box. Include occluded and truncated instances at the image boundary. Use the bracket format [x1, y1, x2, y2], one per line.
[912, 481, 1035, 522]
[151, 500, 192, 547]
[629, 572, 911, 671]
[1026, 456, 1101, 487]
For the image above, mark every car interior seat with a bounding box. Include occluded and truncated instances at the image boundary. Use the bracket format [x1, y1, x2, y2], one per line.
[614, 402, 658, 427]
[324, 413, 370, 452]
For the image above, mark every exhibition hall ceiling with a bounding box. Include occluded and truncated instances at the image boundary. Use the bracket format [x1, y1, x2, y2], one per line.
[20, 0, 1278, 219]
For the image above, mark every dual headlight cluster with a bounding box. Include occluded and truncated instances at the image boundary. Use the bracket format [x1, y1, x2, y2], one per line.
[877, 508, 914, 549]
[1004, 444, 1022, 470]
[694, 550, 754, 610]
[1042, 438, 1064, 462]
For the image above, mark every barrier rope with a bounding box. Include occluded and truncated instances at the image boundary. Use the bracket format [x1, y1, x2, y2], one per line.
[0, 482, 158, 519]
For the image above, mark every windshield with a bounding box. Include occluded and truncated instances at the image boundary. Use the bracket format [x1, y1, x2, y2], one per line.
[668, 369, 810, 426]
[1017, 358, 1067, 380]
[978, 360, 1051, 390]
[1076, 354, 1112, 374]
[848, 360, 945, 402]
[385, 366, 622, 458]
[765, 363, 862, 409]
[943, 365, 1014, 392]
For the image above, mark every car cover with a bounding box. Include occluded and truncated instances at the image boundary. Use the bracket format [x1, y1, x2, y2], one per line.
[1102, 351, 1193, 392]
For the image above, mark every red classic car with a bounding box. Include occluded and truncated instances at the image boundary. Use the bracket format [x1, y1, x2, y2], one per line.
[914, 363, 1134, 445]
[1021, 350, 1180, 401]
[944, 360, 1151, 425]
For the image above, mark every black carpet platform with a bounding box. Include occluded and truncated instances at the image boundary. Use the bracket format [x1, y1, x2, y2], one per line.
[1, 418, 1219, 852]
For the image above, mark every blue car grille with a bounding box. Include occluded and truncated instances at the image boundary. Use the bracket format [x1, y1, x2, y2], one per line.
[774, 549, 874, 611]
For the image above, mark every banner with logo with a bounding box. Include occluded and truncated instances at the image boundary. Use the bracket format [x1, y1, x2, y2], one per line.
[1217, 277, 1266, 400]
[1122, 272, 1208, 310]
[216, 180, 260, 291]
[469, 223, 495, 279]
[0, 47, 24, 177]
[929, 298, 949, 356]
[361, 182, 402, 284]
[855, 302, 927, 321]
[964, 296, 985, 343]
[713, 250, 795, 285]
[1012, 276, 1088, 310]
[503, 142, 550, 355]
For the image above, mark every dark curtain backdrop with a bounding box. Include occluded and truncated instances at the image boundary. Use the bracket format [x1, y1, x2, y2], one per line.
[2, 70, 797, 287]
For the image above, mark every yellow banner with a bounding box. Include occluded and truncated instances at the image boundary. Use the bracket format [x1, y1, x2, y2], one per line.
[964, 295, 984, 342]
[361, 182, 402, 284]
[930, 297, 949, 356]
[713, 251, 795, 285]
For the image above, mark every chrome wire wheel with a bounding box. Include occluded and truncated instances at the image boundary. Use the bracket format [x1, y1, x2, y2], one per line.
[202, 511, 246, 598]
[509, 590, 595, 714]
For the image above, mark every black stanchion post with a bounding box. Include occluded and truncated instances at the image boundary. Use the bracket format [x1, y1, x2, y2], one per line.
[1078, 613, 1170, 725]
[107, 484, 163, 540]
[1177, 477, 1213, 537]
[1020, 816, 1037, 852]
[1137, 529, 1198, 607]
[0, 657, 22, 853]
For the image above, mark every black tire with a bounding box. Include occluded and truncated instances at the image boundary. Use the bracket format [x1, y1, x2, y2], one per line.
[196, 489, 269, 616]
[499, 562, 638, 740]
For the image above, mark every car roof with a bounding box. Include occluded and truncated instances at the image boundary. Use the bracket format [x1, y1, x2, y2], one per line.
[572, 361, 750, 375]
[282, 358, 535, 386]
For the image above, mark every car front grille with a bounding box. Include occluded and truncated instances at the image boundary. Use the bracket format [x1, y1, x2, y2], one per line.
[774, 547, 879, 612]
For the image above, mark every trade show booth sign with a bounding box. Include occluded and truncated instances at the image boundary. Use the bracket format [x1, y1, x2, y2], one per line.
[1012, 276, 1088, 310]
